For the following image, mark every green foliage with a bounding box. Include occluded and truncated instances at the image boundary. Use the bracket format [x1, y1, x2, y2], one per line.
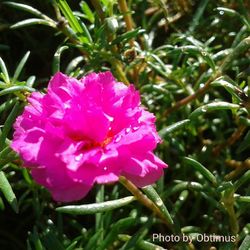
[0, 0, 250, 249]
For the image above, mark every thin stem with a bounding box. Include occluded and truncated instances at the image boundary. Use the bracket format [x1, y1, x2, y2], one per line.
[118, 0, 134, 47]
[119, 176, 173, 231]
[164, 36, 250, 115]
[90, 0, 129, 85]
[90, 0, 105, 22]
[221, 190, 239, 237]
[164, 71, 221, 115]
[213, 124, 247, 156]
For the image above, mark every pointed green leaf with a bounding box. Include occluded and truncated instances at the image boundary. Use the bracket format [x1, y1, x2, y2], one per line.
[0, 86, 35, 97]
[234, 170, 250, 191]
[12, 51, 30, 84]
[80, 1, 95, 23]
[0, 57, 10, 84]
[0, 102, 21, 151]
[239, 235, 250, 250]
[52, 46, 69, 74]
[11, 18, 56, 29]
[159, 119, 190, 138]
[97, 217, 136, 250]
[56, 196, 135, 215]
[0, 171, 18, 213]
[111, 28, 145, 45]
[189, 102, 240, 120]
[183, 157, 217, 185]
[142, 185, 174, 225]
[26, 75, 36, 87]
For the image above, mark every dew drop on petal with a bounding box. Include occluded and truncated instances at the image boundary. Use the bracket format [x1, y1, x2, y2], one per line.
[132, 126, 140, 132]
[103, 166, 108, 171]
[64, 103, 70, 109]
[28, 115, 32, 119]
[114, 134, 122, 143]
[125, 127, 131, 134]
[75, 154, 82, 162]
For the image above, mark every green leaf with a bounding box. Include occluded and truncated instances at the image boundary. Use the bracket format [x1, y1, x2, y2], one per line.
[66, 241, 77, 250]
[97, 217, 136, 250]
[183, 157, 217, 185]
[0, 102, 21, 151]
[159, 119, 190, 138]
[0, 171, 18, 213]
[189, 101, 240, 120]
[26, 75, 36, 87]
[12, 51, 30, 84]
[111, 28, 145, 45]
[65, 56, 84, 74]
[239, 235, 250, 250]
[211, 78, 243, 101]
[0, 147, 13, 168]
[42, 229, 65, 250]
[85, 229, 104, 250]
[0, 57, 10, 84]
[121, 216, 153, 250]
[3, 1, 54, 21]
[80, 1, 95, 23]
[234, 170, 250, 191]
[56, 0, 90, 43]
[118, 234, 165, 250]
[189, 0, 209, 32]
[235, 196, 250, 203]
[0, 86, 35, 97]
[236, 131, 250, 154]
[29, 227, 44, 250]
[56, 196, 135, 215]
[52, 46, 69, 74]
[0, 196, 5, 211]
[216, 7, 240, 17]
[161, 45, 216, 71]
[11, 18, 56, 29]
[0, 98, 17, 114]
[142, 185, 174, 225]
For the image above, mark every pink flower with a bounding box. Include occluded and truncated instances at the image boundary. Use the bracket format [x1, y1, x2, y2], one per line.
[11, 72, 167, 202]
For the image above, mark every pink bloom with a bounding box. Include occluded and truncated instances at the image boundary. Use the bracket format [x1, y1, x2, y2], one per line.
[11, 72, 167, 202]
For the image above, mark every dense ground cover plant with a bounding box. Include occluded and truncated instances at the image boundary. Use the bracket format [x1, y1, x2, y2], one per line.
[0, 0, 249, 249]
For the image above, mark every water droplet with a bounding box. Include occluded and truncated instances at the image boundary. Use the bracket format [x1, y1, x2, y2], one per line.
[103, 166, 107, 171]
[219, 11, 224, 15]
[114, 134, 122, 143]
[47, 219, 53, 225]
[132, 126, 140, 132]
[108, 116, 114, 122]
[125, 127, 131, 134]
[156, 199, 163, 206]
[75, 154, 82, 161]
[201, 51, 207, 56]
[64, 103, 70, 109]
[28, 114, 32, 118]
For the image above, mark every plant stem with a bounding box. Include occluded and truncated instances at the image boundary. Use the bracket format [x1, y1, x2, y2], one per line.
[118, 0, 134, 46]
[164, 36, 250, 115]
[119, 176, 174, 231]
[90, 0, 105, 21]
[221, 189, 239, 237]
[91, 0, 130, 85]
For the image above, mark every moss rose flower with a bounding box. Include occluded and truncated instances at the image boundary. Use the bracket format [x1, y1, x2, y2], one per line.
[11, 72, 167, 202]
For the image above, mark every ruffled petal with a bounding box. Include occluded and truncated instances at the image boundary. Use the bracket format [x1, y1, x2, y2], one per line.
[122, 152, 167, 187]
